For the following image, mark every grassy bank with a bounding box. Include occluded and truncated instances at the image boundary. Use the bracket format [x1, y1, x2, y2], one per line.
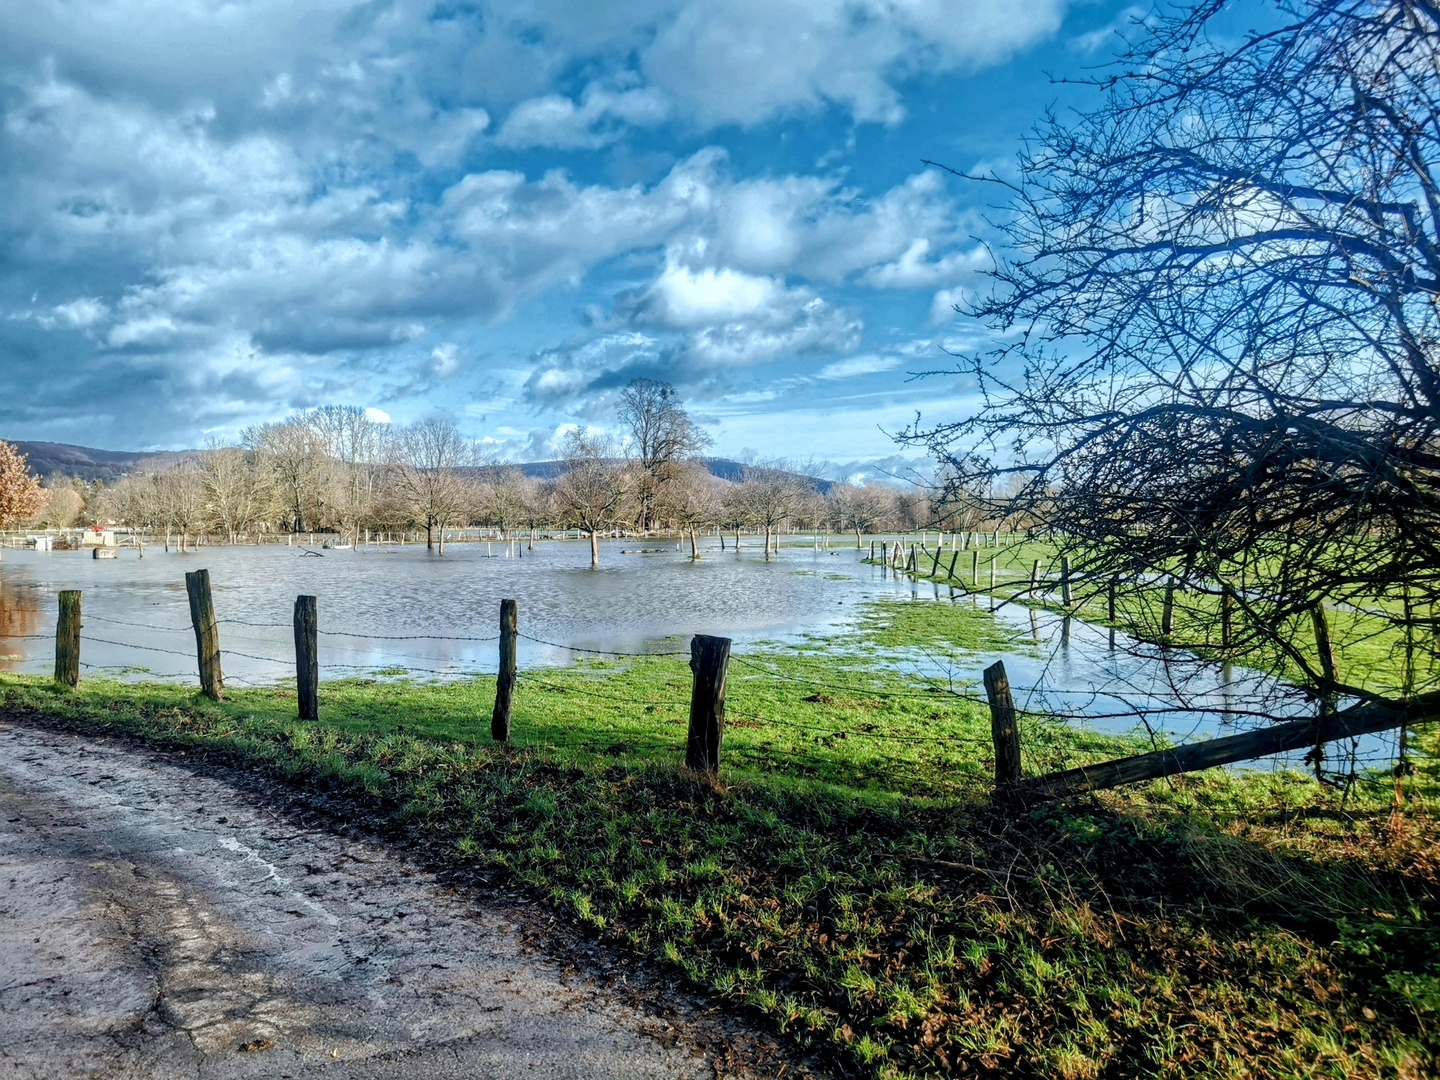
[2, 597, 1436, 1079]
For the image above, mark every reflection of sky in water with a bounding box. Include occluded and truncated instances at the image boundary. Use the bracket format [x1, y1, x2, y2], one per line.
[0, 539, 1396, 774]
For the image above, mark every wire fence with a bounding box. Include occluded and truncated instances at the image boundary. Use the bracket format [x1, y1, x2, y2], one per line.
[1, 560, 1420, 799]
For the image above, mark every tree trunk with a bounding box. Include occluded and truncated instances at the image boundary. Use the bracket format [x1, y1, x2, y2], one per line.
[437, 525, 446, 555]
[855, 526, 862, 548]
[426, 523, 434, 550]
[589, 529, 599, 567]
[529, 528, 535, 551]
[689, 527, 699, 559]
[765, 526, 772, 561]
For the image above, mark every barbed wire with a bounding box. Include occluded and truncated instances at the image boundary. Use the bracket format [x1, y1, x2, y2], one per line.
[517, 631, 688, 657]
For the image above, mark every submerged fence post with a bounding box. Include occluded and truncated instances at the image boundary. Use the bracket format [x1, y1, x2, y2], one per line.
[1060, 556, 1072, 606]
[983, 660, 1022, 788]
[492, 598, 517, 741]
[686, 635, 730, 773]
[185, 569, 224, 700]
[294, 595, 318, 721]
[1029, 559, 1041, 600]
[1161, 577, 1176, 638]
[55, 590, 81, 688]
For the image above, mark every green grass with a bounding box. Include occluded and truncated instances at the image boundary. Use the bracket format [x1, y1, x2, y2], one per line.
[2, 593, 1436, 1079]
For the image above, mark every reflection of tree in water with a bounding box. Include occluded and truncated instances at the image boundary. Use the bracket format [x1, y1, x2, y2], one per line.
[0, 582, 40, 671]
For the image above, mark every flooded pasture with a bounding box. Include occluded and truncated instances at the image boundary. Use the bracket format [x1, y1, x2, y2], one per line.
[0, 537, 1388, 765]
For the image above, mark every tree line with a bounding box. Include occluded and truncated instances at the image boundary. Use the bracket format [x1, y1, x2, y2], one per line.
[3, 381, 962, 566]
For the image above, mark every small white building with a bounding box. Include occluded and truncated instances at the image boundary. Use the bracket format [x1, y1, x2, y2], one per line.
[80, 529, 116, 547]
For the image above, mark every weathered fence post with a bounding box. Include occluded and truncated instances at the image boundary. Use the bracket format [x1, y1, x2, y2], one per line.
[184, 569, 223, 700]
[1161, 577, 1176, 638]
[931, 546, 942, 576]
[55, 590, 81, 688]
[1060, 556, 1072, 606]
[1108, 577, 1118, 649]
[493, 599, 517, 741]
[983, 660, 1022, 787]
[869, 540, 875, 561]
[1220, 587, 1233, 650]
[293, 595, 318, 721]
[948, 550, 960, 581]
[972, 549, 980, 586]
[1029, 559, 1041, 600]
[686, 634, 730, 773]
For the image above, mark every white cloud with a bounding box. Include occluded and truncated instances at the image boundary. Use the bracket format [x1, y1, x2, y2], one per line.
[640, 0, 1067, 126]
[817, 354, 902, 379]
[496, 84, 669, 149]
[363, 406, 391, 423]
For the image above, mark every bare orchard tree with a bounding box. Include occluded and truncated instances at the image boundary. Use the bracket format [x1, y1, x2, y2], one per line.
[554, 429, 630, 567]
[481, 464, 530, 544]
[659, 461, 722, 558]
[616, 378, 711, 531]
[829, 482, 898, 547]
[906, 0, 1440, 712]
[199, 443, 268, 543]
[243, 418, 328, 533]
[306, 405, 389, 545]
[736, 462, 809, 560]
[391, 415, 476, 553]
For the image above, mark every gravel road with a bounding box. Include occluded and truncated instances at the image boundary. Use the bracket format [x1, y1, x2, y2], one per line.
[0, 719, 792, 1079]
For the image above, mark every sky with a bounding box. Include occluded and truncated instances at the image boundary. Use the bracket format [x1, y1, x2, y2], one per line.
[0, 0, 1165, 473]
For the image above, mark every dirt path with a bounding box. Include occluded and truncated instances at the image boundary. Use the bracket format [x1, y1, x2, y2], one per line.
[0, 720, 793, 1079]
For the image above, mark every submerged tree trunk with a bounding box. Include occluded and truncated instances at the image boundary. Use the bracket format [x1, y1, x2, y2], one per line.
[426, 522, 435, 551]
[529, 528, 535, 551]
[765, 526, 773, 561]
[589, 528, 599, 568]
[689, 527, 699, 559]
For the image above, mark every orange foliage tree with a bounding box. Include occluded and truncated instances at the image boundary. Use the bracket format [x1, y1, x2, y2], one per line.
[0, 441, 45, 528]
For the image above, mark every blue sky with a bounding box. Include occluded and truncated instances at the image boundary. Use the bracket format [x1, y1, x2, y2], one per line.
[0, 0, 1174, 472]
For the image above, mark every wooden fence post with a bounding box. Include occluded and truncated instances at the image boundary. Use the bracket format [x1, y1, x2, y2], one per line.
[55, 590, 81, 688]
[990, 555, 997, 593]
[1029, 559, 1041, 600]
[1108, 577, 1118, 648]
[1060, 556, 1072, 606]
[293, 595, 318, 721]
[1161, 577, 1176, 638]
[493, 599, 517, 741]
[686, 634, 730, 773]
[931, 546, 942, 576]
[1220, 587, 1233, 650]
[185, 569, 224, 700]
[948, 550, 960, 581]
[972, 550, 980, 586]
[984, 661, 1022, 787]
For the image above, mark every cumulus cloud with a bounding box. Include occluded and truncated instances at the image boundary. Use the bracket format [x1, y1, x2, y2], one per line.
[0, 0, 1040, 447]
[496, 83, 669, 149]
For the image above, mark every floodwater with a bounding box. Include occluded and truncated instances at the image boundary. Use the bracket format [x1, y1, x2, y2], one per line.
[0, 538, 1394, 767]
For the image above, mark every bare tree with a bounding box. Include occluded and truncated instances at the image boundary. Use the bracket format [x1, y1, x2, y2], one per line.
[554, 429, 630, 567]
[735, 463, 809, 560]
[616, 378, 711, 531]
[244, 419, 327, 533]
[829, 482, 898, 546]
[659, 461, 722, 558]
[199, 444, 268, 544]
[307, 405, 388, 545]
[907, 0, 1440, 711]
[392, 415, 475, 553]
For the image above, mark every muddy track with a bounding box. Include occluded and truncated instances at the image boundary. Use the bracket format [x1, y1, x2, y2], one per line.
[0, 718, 827, 1079]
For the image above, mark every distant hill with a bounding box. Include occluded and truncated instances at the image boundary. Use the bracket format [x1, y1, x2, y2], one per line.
[6, 440, 833, 491]
[516, 458, 833, 492]
[9, 441, 186, 483]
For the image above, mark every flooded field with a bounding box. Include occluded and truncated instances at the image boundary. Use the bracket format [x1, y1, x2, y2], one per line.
[0, 537, 1380, 762]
